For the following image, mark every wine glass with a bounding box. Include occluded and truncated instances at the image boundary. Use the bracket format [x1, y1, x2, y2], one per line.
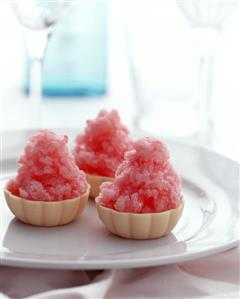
[176, 0, 239, 144]
[10, 0, 70, 126]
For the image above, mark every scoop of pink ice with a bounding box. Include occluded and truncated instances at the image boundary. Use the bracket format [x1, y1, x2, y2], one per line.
[96, 137, 182, 213]
[73, 109, 132, 177]
[7, 130, 87, 201]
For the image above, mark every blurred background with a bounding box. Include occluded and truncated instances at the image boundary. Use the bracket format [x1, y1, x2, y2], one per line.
[0, 0, 239, 160]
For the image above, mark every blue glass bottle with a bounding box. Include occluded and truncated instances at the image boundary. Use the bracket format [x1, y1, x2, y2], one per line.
[25, 1, 108, 97]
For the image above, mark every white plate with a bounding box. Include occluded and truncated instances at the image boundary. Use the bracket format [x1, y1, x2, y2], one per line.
[0, 129, 239, 269]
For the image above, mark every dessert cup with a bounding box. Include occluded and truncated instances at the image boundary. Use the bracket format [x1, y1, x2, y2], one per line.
[86, 174, 113, 198]
[4, 185, 90, 227]
[96, 202, 184, 240]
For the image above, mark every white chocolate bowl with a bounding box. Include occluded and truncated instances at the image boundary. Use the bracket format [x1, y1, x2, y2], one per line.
[96, 202, 184, 240]
[86, 174, 113, 198]
[4, 186, 90, 227]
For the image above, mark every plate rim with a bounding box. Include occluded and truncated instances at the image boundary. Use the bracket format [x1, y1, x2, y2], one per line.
[1, 240, 239, 270]
[1, 128, 239, 269]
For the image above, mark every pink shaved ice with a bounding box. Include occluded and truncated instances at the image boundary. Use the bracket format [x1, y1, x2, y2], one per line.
[96, 137, 182, 213]
[73, 109, 132, 177]
[7, 130, 87, 201]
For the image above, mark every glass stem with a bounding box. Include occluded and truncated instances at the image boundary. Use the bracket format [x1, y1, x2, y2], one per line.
[24, 29, 49, 100]
[29, 57, 43, 103]
[123, 19, 143, 132]
[193, 27, 221, 144]
[24, 29, 49, 127]
[197, 55, 214, 144]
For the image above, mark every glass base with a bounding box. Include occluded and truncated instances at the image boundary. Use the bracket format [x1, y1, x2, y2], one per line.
[137, 99, 200, 140]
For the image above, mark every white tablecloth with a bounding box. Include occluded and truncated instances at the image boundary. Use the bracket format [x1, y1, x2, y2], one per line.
[0, 247, 239, 299]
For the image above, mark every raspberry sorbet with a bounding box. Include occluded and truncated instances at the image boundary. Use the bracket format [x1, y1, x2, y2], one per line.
[7, 130, 87, 201]
[73, 109, 132, 177]
[96, 137, 183, 213]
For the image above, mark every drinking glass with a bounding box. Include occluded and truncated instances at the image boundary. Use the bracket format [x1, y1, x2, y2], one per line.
[125, 0, 238, 143]
[10, 0, 70, 125]
[176, 0, 239, 143]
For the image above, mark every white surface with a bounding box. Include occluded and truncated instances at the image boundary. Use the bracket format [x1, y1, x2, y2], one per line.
[0, 1, 240, 160]
[1, 129, 239, 270]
